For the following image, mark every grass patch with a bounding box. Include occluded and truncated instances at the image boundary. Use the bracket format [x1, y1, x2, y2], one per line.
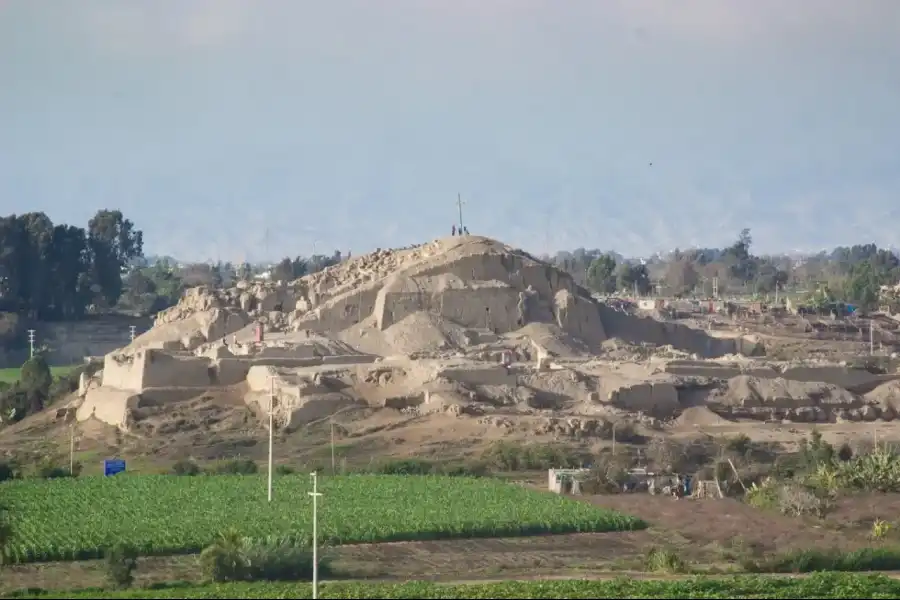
[0, 365, 79, 385]
[2, 474, 643, 563]
[745, 546, 900, 573]
[5, 573, 900, 598]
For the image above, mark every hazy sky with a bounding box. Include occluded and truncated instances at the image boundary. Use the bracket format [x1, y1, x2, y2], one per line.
[2, 1, 899, 262]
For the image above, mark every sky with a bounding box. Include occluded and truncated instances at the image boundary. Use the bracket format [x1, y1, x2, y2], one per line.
[2, 1, 900, 262]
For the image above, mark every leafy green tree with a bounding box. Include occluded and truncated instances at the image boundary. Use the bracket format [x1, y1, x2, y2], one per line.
[585, 254, 618, 294]
[19, 354, 52, 412]
[87, 209, 144, 308]
[616, 263, 651, 296]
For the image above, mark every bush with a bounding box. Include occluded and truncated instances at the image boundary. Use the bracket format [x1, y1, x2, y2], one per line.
[0, 504, 12, 565]
[243, 542, 331, 581]
[0, 460, 17, 482]
[210, 459, 258, 475]
[200, 529, 330, 582]
[747, 547, 900, 573]
[644, 546, 687, 573]
[580, 454, 632, 494]
[36, 461, 80, 479]
[172, 459, 202, 476]
[745, 477, 830, 518]
[365, 458, 488, 477]
[480, 441, 590, 471]
[105, 542, 138, 588]
[777, 483, 831, 518]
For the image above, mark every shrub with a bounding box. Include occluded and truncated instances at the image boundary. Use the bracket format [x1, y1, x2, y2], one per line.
[211, 459, 258, 475]
[747, 547, 900, 573]
[105, 542, 138, 588]
[580, 454, 631, 494]
[243, 542, 332, 581]
[0, 504, 12, 565]
[172, 459, 202, 476]
[644, 546, 687, 573]
[745, 477, 779, 511]
[480, 441, 590, 471]
[776, 482, 831, 518]
[0, 460, 17, 482]
[37, 461, 79, 479]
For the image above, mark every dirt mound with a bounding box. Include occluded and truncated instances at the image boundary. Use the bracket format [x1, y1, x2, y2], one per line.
[865, 380, 900, 416]
[673, 405, 733, 427]
[714, 375, 859, 409]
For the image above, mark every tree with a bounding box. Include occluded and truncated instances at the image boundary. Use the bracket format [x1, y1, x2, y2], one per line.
[724, 228, 758, 284]
[616, 263, 651, 296]
[585, 255, 617, 294]
[664, 259, 699, 296]
[19, 354, 52, 413]
[49, 224, 91, 318]
[271, 257, 296, 282]
[87, 210, 144, 308]
[754, 262, 789, 295]
[237, 262, 253, 282]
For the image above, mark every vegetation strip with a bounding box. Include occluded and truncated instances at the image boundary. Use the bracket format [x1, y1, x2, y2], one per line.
[7, 573, 900, 599]
[2, 474, 642, 564]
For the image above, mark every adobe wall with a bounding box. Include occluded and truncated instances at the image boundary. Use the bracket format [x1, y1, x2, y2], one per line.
[436, 288, 521, 332]
[554, 289, 606, 346]
[436, 365, 518, 386]
[779, 366, 900, 394]
[663, 361, 779, 379]
[411, 254, 577, 302]
[295, 287, 380, 333]
[141, 350, 213, 388]
[76, 387, 139, 427]
[597, 304, 738, 358]
[601, 381, 680, 417]
[102, 353, 145, 391]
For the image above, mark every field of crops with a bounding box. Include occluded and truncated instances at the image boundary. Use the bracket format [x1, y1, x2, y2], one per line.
[11, 573, 900, 599]
[2, 474, 643, 563]
[0, 365, 77, 384]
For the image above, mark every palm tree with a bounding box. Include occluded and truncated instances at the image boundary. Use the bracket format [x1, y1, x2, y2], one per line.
[199, 528, 246, 582]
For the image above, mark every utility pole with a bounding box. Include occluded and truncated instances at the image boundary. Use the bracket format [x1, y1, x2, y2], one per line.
[330, 421, 336, 476]
[456, 193, 465, 232]
[870, 320, 875, 355]
[69, 425, 75, 474]
[27, 329, 35, 358]
[129, 325, 136, 344]
[309, 471, 323, 600]
[267, 376, 275, 502]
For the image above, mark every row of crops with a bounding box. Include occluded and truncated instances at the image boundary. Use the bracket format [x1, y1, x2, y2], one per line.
[2, 474, 644, 563]
[13, 573, 900, 599]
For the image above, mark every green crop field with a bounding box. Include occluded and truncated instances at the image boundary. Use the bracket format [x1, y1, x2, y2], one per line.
[10, 573, 900, 599]
[0, 365, 79, 384]
[2, 474, 643, 563]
